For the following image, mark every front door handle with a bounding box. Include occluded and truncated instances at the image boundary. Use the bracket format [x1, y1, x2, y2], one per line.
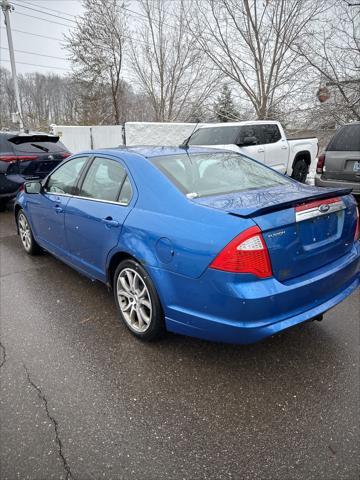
[257, 148, 265, 152]
[54, 205, 63, 214]
[103, 216, 120, 228]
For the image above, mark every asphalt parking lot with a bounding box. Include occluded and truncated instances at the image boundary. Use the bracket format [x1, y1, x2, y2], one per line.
[0, 206, 359, 480]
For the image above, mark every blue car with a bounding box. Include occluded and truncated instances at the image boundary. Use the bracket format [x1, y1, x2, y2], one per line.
[15, 147, 360, 344]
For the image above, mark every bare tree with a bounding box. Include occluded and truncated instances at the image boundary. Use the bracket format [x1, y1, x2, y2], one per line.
[294, 1, 360, 122]
[129, 0, 217, 122]
[65, 0, 128, 124]
[191, 0, 328, 120]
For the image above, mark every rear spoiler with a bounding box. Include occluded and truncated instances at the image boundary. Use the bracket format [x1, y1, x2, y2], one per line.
[229, 188, 353, 218]
[8, 134, 60, 145]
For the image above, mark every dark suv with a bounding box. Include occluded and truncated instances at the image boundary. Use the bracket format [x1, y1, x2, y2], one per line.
[315, 122, 360, 198]
[0, 131, 70, 210]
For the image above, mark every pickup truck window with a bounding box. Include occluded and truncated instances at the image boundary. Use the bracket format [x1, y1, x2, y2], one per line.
[189, 127, 240, 145]
[258, 124, 282, 144]
[151, 151, 288, 198]
[189, 124, 281, 147]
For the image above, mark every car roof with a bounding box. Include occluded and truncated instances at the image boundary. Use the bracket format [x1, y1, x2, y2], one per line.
[94, 145, 228, 159]
[196, 121, 280, 128]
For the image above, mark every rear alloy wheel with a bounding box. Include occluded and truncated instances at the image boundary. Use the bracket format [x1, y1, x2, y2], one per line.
[114, 259, 164, 341]
[291, 159, 308, 183]
[17, 210, 40, 255]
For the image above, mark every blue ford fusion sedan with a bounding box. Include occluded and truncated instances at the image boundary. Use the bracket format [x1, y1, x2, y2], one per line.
[15, 147, 360, 344]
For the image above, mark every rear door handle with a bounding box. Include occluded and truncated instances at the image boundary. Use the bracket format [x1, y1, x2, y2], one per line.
[258, 148, 265, 152]
[281, 146, 288, 150]
[103, 216, 120, 228]
[54, 205, 63, 214]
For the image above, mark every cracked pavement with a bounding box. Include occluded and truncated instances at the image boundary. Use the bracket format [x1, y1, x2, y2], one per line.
[0, 206, 359, 480]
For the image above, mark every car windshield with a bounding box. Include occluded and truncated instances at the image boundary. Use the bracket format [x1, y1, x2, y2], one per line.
[151, 151, 289, 197]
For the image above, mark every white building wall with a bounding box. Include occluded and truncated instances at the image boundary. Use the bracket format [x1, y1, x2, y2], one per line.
[50, 124, 124, 154]
[125, 122, 206, 146]
[50, 125, 92, 153]
[50, 122, 207, 153]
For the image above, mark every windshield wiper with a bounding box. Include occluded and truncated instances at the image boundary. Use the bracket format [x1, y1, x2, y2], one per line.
[31, 143, 49, 152]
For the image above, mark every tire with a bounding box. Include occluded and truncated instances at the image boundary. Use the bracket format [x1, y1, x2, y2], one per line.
[113, 259, 165, 341]
[17, 210, 41, 255]
[291, 159, 308, 183]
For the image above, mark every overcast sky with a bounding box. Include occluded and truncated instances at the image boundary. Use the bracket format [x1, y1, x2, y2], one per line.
[0, 0, 84, 75]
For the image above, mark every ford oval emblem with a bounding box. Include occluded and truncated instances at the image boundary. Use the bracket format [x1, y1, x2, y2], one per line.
[319, 204, 330, 213]
[48, 155, 54, 160]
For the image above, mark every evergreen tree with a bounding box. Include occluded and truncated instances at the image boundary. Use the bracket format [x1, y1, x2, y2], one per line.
[214, 85, 239, 122]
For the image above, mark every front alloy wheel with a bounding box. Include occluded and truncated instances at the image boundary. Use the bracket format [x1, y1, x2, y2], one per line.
[114, 259, 164, 341]
[17, 210, 40, 255]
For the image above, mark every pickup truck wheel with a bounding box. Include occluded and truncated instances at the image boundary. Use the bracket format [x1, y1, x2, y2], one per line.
[291, 159, 308, 183]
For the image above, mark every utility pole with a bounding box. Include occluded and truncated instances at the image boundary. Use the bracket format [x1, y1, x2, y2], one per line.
[1, 0, 24, 132]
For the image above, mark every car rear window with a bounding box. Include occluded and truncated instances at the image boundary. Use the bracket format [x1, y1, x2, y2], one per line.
[11, 140, 68, 154]
[188, 127, 240, 145]
[151, 151, 289, 198]
[327, 124, 360, 152]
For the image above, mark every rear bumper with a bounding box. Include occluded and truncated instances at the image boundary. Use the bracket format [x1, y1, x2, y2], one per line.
[149, 243, 360, 344]
[315, 174, 360, 196]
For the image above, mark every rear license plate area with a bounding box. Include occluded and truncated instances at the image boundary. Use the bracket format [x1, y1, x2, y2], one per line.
[299, 212, 340, 246]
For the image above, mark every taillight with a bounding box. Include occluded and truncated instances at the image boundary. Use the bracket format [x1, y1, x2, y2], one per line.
[210, 226, 273, 278]
[316, 153, 325, 174]
[61, 153, 71, 159]
[18, 184, 24, 192]
[0, 155, 37, 162]
[355, 206, 360, 241]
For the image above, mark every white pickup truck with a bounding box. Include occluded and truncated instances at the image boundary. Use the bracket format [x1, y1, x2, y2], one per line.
[184, 121, 318, 183]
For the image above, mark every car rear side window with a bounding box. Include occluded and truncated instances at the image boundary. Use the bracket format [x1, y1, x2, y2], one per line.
[118, 176, 133, 205]
[46, 157, 88, 195]
[79, 157, 127, 203]
[328, 124, 360, 151]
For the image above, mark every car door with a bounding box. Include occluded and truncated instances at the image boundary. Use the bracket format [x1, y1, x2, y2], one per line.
[27, 156, 89, 255]
[236, 125, 265, 163]
[65, 155, 135, 281]
[261, 124, 289, 173]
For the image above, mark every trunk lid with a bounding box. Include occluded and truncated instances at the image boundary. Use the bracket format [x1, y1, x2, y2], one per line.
[193, 183, 356, 281]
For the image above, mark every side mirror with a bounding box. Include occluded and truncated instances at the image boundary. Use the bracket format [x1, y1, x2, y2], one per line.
[24, 181, 42, 194]
[239, 136, 257, 146]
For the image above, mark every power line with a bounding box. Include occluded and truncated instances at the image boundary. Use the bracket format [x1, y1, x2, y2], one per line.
[16, 0, 76, 20]
[15, 11, 73, 27]
[0, 26, 62, 41]
[11, 1, 76, 24]
[0, 58, 68, 71]
[13, 0, 178, 33]
[0, 46, 67, 61]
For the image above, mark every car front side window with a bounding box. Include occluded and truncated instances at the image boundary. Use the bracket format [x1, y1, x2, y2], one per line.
[79, 157, 127, 203]
[45, 156, 88, 195]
